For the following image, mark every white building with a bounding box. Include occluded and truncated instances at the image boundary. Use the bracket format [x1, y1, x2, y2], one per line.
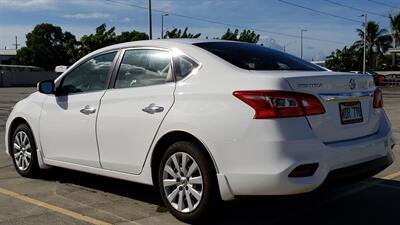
[389, 47, 400, 67]
[0, 49, 17, 64]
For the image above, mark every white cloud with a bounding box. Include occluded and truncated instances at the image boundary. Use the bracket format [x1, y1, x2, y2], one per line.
[123, 17, 132, 22]
[63, 12, 112, 20]
[0, 0, 55, 10]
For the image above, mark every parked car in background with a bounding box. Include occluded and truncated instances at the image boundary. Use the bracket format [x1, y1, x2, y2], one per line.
[5, 40, 395, 223]
[366, 71, 385, 86]
[384, 74, 400, 86]
[55, 65, 69, 76]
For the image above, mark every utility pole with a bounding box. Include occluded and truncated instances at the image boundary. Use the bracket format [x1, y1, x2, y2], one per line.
[161, 13, 169, 39]
[148, 0, 152, 40]
[283, 42, 293, 53]
[300, 29, 307, 59]
[12, 36, 20, 50]
[362, 13, 367, 74]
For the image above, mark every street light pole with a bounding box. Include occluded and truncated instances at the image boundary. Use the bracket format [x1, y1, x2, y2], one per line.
[300, 29, 307, 59]
[161, 14, 169, 39]
[148, 0, 152, 40]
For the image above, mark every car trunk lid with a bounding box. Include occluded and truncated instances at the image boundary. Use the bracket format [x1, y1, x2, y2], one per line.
[280, 71, 378, 143]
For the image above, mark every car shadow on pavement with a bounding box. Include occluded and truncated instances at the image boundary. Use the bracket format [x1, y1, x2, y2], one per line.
[39, 167, 164, 207]
[38, 169, 400, 225]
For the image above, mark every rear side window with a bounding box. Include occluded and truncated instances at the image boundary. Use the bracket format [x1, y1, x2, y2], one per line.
[174, 56, 199, 81]
[114, 49, 172, 89]
[194, 42, 325, 71]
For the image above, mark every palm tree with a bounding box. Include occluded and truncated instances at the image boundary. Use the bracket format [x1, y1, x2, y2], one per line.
[325, 45, 361, 71]
[390, 13, 400, 68]
[390, 12, 400, 47]
[354, 21, 392, 70]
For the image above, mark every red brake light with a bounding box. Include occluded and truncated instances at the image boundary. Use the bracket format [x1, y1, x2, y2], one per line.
[233, 90, 325, 119]
[373, 88, 383, 108]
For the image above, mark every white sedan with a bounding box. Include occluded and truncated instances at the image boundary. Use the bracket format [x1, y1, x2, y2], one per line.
[5, 40, 395, 223]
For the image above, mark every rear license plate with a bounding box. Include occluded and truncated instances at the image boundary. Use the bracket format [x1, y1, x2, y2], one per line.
[339, 101, 363, 125]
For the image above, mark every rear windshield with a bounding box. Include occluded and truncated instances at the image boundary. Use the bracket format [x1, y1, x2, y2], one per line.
[194, 42, 325, 71]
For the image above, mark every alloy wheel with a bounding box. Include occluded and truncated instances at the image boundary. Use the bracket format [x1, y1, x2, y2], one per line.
[13, 131, 32, 171]
[162, 152, 203, 213]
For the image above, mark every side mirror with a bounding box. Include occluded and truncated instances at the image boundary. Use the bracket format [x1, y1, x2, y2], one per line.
[37, 80, 55, 94]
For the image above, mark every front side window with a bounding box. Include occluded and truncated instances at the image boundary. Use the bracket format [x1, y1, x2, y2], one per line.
[115, 49, 172, 89]
[58, 52, 117, 94]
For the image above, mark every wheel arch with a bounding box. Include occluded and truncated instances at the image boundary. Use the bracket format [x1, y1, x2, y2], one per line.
[150, 130, 219, 187]
[8, 117, 31, 154]
[7, 116, 48, 169]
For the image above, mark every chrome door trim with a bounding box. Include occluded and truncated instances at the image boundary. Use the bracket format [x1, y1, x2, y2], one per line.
[319, 91, 373, 101]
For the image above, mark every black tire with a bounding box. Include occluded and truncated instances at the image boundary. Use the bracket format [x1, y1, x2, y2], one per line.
[10, 123, 40, 177]
[158, 141, 219, 223]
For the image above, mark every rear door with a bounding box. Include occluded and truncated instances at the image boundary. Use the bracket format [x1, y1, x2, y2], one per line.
[283, 71, 379, 143]
[97, 48, 175, 174]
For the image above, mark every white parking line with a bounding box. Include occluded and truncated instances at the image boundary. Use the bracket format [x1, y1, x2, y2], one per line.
[0, 187, 112, 225]
[382, 171, 400, 180]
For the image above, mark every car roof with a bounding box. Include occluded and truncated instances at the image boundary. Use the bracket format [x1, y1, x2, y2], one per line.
[59, 39, 238, 82]
[80, 39, 243, 65]
[88, 39, 241, 55]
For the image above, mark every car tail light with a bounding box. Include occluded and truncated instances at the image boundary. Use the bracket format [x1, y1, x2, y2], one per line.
[233, 90, 325, 119]
[373, 88, 383, 108]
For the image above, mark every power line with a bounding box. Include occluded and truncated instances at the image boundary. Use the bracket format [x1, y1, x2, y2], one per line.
[102, 0, 351, 45]
[367, 0, 400, 10]
[277, 0, 363, 24]
[321, 0, 387, 18]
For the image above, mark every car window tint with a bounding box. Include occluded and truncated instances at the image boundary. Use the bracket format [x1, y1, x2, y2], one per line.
[115, 49, 172, 89]
[59, 52, 116, 94]
[194, 42, 325, 71]
[174, 56, 199, 81]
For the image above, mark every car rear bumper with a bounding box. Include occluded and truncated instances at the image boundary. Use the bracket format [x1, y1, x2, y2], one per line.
[322, 154, 393, 186]
[216, 115, 395, 200]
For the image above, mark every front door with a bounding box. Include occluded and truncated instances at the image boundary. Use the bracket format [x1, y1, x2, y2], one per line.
[40, 52, 117, 167]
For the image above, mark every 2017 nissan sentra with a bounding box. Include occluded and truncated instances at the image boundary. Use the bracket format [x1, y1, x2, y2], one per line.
[5, 40, 395, 223]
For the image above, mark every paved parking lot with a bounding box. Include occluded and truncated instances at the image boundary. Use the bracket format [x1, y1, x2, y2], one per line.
[0, 87, 400, 225]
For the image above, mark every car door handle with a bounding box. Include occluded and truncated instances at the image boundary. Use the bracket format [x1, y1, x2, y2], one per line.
[142, 104, 164, 114]
[80, 105, 96, 115]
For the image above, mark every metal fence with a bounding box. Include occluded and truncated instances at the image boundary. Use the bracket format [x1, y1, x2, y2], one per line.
[0, 71, 59, 87]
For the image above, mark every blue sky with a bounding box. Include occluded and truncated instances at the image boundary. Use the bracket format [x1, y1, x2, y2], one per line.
[0, 0, 399, 60]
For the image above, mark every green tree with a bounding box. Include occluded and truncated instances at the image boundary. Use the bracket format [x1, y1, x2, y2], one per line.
[78, 24, 148, 58]
[389, 12, 400, 68]
[390, 12, 400, 48]
[78, 24, 117, 58]
[221, 28, 260, 43]
[354, 21, 392, 70]
[16, 23, 76, 71]
[115, 31, 149, 43]
[163, 27, 201, 39]
[63, 31, 79, 64]
[325, 45, 362, 72]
